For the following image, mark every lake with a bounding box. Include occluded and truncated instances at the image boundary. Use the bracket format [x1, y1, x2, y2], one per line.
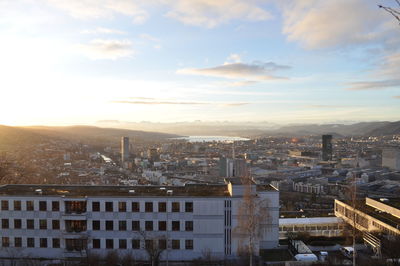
[172, 136, 250, 142]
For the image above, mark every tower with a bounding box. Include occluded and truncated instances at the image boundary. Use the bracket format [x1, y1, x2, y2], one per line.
[121, 137, 129, 164]
[322, 135, 332, 161]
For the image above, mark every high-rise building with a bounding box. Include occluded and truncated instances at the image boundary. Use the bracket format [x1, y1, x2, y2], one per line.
[219, 157, 247, 178]
[322, 135, 333, 161]
[121, 137, 129, 164]
[382, 148, 400, 171]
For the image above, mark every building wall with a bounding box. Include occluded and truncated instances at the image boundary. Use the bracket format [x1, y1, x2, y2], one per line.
[382, 149, 400, 171]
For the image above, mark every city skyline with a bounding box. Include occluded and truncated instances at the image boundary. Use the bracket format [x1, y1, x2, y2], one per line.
[1, 0, 400, 126]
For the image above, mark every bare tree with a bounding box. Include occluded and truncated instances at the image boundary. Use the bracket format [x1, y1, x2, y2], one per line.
[139, 231, 167, 266]
[233, 175, 270, 266]
[379, 0, 400, 23]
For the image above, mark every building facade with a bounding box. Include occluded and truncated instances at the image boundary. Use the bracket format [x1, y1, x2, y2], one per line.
[0, 182, 279, 262]
[382, 148, 400, 171]
[121, 137, 130, 164]
[322, 135, 333, 161]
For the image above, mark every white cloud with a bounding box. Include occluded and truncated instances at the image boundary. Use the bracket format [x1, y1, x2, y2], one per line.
[77, 39, 134, 60]
[226, 53, 241, 63]
[81, 27, 126, 35]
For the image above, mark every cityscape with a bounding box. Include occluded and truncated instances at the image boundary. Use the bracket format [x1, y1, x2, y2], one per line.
[1, 0, 400, 265]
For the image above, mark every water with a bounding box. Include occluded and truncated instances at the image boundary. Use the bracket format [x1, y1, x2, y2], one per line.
[172, 136, 250, 142]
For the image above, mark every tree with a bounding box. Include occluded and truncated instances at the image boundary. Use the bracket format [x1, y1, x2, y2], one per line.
[379, 0, 400, 23]
[234, 175, 270, 266]
[139, 231, 167, 266]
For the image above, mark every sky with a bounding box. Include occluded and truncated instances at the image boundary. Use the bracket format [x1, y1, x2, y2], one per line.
[0, 0, 400, 126]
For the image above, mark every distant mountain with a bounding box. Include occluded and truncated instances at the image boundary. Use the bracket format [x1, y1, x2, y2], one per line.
[0, 125, 49, 149]
[367, 121, 400, 136]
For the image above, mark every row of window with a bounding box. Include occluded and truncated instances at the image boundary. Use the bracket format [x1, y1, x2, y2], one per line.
[1, 219, 194, 232]
[0, 200, 194, 213]
[1, 237, 194, 250]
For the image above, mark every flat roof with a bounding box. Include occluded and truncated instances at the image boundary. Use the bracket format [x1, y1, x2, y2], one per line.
[0, 184, 231, 198]
[279, 217, 343, 225]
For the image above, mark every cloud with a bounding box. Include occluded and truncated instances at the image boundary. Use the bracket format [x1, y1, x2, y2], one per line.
[177, 61, 290, 81]
[112, 99, 249, 107]
[393, 96, 400, 99]
[44, 0, 148, 23]
[346, 79, 400, 90]
[81, 27, 126, 35]
[220, 103, 249, 107]
[139, 33, 160, 42]
[77, 39, 134, 60]
[226, 53, 241, 63]
[222, 80, 258, 87]
[162, 0, 272, 28]
[303, 104, 347, 109]
[280, 0, 398, 49]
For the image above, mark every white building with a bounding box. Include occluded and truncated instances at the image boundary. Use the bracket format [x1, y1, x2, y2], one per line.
[0, 181, 279, 262]
[382, 148, 400, 171]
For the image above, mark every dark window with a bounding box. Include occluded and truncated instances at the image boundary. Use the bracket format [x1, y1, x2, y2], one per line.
[14, 219, 22, 229]
[92, 202, 100, 212]
[119, 221, 127, 231]
[52, 238, 60, 248]
[132, 239, 140, 249]
[118, 202, 126, 212]
[105, 202, 113, 212]
[158, 221, 167, 231]
[39, 201, 47, 211]
[119, 239, 127, 249]
[2, 219, 9, 229]
[27, 238, 34, 247]
[172, 202, 180, 212]
[13, 200, 21, 211]
[185, 221, 193, 231]
[14, 237, 22, 247]
[27, 219, 34, 229]
[106, 239, 113, 249]
[172, 221, 180, 231]
[92, 220, 100, 230]
[185, 202, 193, 212]
[132, 221, 140, 231]
[52, 201, 59, 211]
[145, 240, 153, 250]
[2, 237, 9, 247]
[39, 219, 47, 230]
[158, 202, 167, 212]
[40, 238, 47, 248]
[52, 220, 60, 230]
[106, 220, 113, 231]
[185, 239, 193, 250]
[145, 221, 153, 231]
[93, 239, 100, 249]
[172, 239, 180, 249]
[132, 202, 139, 212]
[26, 201, 34, 211]
[1, 200, 8, 211]
[145, 202, 153, 212]
[159, 239, 167, 250]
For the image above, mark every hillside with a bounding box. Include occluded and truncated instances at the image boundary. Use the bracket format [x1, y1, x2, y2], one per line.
[367, 121, 400, 136]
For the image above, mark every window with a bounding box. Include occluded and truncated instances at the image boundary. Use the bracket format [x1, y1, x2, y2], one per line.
[159, 239, 167, 250]
[185, 239, 193, 250]
[145, 202, 153, 212]
[13, 200, 21, 211]
[14, 219, 22, 229]
[1, 200, 8, 211]
[185, 221, 193, 231]
[14, 237, 22, 248]
[52, 201, 59, 211]
[2, 237, 9, 247]
[2, 219, 9, 229]
[185, 202, 193, 212]
[119, 221, 127, 231]
[118, 202, 126, 212]
[132, 239, 140, 249]
[106, 239, 113, 249]
[26, 201, 34, 211]
[172, 239, 180, 249]
[172, 221, 180, 231]
[106, 221, 113, 231]
[39, 201, 47, 211]
[27, 219, 34, 229]
[92, 202, 100, 212]
[93, 239, 100, 249]
[132, 221, 140, 231]
[145, 221, 153, 231]
[92, 220, 100, 230]
[40, 238, 47, 248]
[52, 220, 60, 230]
[158, 202, 167, 212]
[119, 239, 127, 249]
[158, 221, 167, 231]
[39, 219, 47, 230]
[105, 202, 113, 212]
[53, 238, 60, 248]
[27, 238, 34, 248]
[172, 202, 180, 212]
[132, 202, 139, 212]
[145, 240, 153, 250]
